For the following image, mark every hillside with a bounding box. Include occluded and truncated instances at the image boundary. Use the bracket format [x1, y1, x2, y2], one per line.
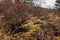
[0, 2, 60, 40]
[0, 3, 60, 20]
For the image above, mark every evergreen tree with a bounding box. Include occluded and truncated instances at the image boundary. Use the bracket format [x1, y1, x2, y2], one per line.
[55, 0, 60, 10]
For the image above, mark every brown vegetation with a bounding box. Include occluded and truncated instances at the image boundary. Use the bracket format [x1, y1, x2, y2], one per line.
[0, 2, 60, 40]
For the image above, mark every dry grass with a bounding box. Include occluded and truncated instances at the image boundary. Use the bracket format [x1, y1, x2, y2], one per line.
[0, 16, 59, 40]
[0, 3, 60, 40]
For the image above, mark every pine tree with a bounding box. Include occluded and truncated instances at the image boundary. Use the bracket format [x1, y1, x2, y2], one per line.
[56, 0, 60, 3]
[55, 0, 60, 10]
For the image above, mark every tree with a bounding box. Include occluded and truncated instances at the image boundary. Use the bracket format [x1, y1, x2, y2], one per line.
[55, 0, 60, 10]
[56, 0, 60, 3]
